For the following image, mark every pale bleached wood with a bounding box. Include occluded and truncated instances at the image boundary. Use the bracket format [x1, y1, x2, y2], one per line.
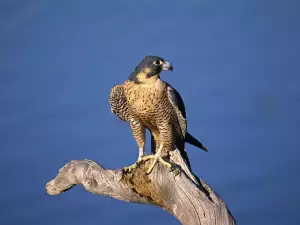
[46, 149, 236, 225]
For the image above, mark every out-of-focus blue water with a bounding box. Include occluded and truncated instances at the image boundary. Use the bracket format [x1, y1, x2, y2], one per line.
[0, 0, 299, 224]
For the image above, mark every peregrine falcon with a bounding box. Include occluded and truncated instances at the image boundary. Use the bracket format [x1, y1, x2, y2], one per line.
[110, 56, 208, 173]
[110, 85, 208, 154]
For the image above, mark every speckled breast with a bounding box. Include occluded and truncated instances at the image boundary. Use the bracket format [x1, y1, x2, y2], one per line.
[124, 81, 165, 128]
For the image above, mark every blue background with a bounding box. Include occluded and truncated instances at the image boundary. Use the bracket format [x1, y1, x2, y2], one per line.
[1, 0, 299, 224]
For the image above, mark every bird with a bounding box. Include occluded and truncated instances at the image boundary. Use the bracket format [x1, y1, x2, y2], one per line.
[110, 56, 208, 173]
[110, 85, 208, 154]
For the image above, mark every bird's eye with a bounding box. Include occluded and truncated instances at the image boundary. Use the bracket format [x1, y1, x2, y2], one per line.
[153, 60, 162, 66]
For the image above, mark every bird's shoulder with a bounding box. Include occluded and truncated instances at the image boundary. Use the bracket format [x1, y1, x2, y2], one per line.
[164, 82, 186, 119]
[164, 82, 187, 136]
[109, 84, 131, 122]
[110, 84, 125, 97]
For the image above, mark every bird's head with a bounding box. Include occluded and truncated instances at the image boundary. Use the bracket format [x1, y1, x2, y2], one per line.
[128, 56, 173, 84]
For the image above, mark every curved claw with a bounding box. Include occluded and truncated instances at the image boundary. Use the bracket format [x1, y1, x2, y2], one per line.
[123, 163, 138, 172]
[123, 154, 146, 172]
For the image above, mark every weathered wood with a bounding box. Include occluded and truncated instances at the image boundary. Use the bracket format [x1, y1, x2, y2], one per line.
[46, 149, 236, 225]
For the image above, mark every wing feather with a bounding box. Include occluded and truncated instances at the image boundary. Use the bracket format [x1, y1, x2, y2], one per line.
[166, 83, 191, 169]
[109, 85, 130, 122]
[166, 83, 187, 137]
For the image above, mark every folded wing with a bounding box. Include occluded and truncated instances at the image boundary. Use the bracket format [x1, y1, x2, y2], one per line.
[109, 85, 130, 122]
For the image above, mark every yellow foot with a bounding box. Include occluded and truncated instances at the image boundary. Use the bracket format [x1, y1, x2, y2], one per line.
[142, 155, 172, 174]
[123, 157, 143, 172]
[123, 163, 138, 172]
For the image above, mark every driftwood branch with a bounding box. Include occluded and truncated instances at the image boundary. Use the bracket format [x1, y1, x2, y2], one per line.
[46, 149, 236, 225]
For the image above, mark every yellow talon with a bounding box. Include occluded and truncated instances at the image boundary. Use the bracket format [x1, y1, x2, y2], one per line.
[123, 163, 138, 172]
[142, 155, 172, 174]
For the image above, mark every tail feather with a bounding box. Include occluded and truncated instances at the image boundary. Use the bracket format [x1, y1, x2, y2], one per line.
[185, 132, 208, 152]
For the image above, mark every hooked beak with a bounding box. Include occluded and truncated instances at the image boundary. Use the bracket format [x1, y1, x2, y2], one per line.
[162, 61, 173, 71]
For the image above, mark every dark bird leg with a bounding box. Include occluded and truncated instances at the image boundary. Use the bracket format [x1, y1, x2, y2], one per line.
[124, 119, 145, 172]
